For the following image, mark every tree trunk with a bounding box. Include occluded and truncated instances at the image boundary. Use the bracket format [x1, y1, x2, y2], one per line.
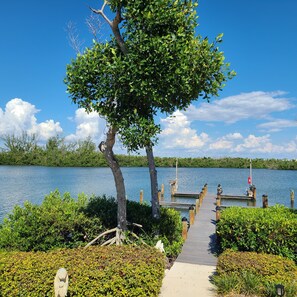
[99, 126, 127, 230]
[146, 145, 160, 219]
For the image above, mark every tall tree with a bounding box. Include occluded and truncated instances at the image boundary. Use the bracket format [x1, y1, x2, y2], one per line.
[65, 0, 234, 229]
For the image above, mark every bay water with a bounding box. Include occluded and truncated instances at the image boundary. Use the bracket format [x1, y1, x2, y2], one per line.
[0, 166, 296, 222]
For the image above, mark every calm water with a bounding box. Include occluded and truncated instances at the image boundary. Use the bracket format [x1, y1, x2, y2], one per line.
[0, 166, 296, 222]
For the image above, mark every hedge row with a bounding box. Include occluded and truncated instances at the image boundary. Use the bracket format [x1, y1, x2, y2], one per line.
[0, 192, 183, 258]
[216, 205, 297, 261]
[214, 250, 297, 297]
[0, 191, 103, 251]
[0, 245, 165, 296]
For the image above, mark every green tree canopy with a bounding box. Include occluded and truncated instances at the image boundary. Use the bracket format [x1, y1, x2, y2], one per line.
[65, 0, 235, 228]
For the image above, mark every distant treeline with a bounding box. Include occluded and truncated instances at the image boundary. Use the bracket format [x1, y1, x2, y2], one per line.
[0, 134, 296, 170]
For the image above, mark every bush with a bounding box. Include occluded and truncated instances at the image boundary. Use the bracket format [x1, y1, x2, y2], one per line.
[0, 190, 103, 251]
[216, 205, 297, 261]
[0, 193, 183, 258]
[85, 196, 183, 257]
[214, 250, 297, 297]
[0, 245, 165, 296]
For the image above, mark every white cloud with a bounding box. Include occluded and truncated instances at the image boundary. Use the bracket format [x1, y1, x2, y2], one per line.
[65, 108, 107, 143]
[209, 133, 243, 150]
[258, 119, 297, 132]
[233, 134, 297, 154]
[210, 139, 233, 150]
[0, 98, 62, 140]
[186, 91, 294, 123]
[159, 110, 209, 149]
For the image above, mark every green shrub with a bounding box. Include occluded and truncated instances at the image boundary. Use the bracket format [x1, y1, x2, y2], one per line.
[216, 205, 297, 261]
[0, 190, 103, 251]
[0, 193, 183, 258]
[212, 272, 241, 295]
[214, 250, 297, 297]
[85, 196, 183, 258]
[0, 245, 165, 296]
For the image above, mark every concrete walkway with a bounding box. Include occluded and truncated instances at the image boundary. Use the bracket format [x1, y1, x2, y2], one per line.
[159, 193, 217, 297]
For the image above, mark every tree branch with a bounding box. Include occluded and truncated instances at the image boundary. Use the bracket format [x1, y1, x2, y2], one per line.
[111, 8, 128, 55]
[90, 2, 128, 55]
[89, 1, 112, 26]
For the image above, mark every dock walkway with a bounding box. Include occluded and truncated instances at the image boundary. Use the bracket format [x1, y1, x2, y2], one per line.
[159, 192, 217, 296]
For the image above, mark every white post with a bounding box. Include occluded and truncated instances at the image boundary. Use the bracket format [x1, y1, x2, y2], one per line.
[250, 158, 253, 185]
[175, 158, 178, 191]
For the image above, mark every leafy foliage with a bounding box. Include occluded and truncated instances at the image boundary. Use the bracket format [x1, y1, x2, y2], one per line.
[0, 193, 183, 257]
[0, 245, 165, 296]
[0, 190, 103, 251]
[216, 205, 297, 261]
[85, 196, 183, 257]
[214, 250, 297, 297]
[65, 0, 234, 151]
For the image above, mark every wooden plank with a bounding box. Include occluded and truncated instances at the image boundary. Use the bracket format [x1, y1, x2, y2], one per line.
[220, 194, 253, 201]
[220, 204, 257, 209]
[159, 201, 194, 208]
[176, 193, 217, 266]
[173, 192, 200, 198]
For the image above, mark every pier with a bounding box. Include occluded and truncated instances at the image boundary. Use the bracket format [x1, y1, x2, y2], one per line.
[160, 191, 217, 296]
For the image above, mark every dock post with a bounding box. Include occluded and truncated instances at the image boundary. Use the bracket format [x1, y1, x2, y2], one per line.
[262, 194, 268, 208]
[290, 190, 294, 209]
[170, 180, 177, 200]
[250, 185, 256, 206]
[182, 217, 188, 240]
[216, 196, 221, 207]
[200, 190, 204, 201]
[217, 184, 223, 200]
[216, 185, 221, 206]
[216, 206, 221, 221]
[158, 191, 161, 202]
[161, 184, 165, 200]
[252, 186, 256, 199]
[195, 198, 199, 213]
[189, 206, 195, 226]
[204, 183, 208, 194]
[140, 190, 143, 204]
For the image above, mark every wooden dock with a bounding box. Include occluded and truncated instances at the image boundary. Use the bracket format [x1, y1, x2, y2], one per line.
[176, 192, 217, 266]
[172, 192, 199, 198]
[220, 194, 253, 201]
[159, 201, 195, 209]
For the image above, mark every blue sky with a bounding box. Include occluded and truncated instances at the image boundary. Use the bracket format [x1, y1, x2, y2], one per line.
[1, 0, 297, 159]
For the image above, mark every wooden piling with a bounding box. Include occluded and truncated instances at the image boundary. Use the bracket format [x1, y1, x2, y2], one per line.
[200, 190, 204, 201]
[158, 191, 161, 202]
[202, 186, 205, 197]
[182, 219, 188, 240]
[290, 190, 294, 209]
[252, 186, 256, 200]
[161, 184, 165, 200]
[140, 190, 143, 204]
[216, 206, 221, 221]
[216, 196, 221, 206]
[195, 198, 199, 213]
[170, 180, 177, 197]
[189, 206, 195, 226]
[204, 183, 208, 193]
[262, 194, 268, 208]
